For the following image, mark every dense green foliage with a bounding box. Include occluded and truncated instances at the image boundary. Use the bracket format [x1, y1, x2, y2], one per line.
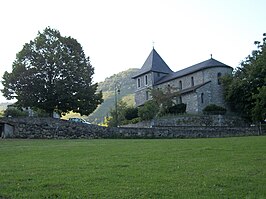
[107, 101, 140, 127]
[150, 87, 181, 116]
[87, 68, 138, 124]
[203, 104, 227, 115]
[136, 87, 185, 120]
[167, 103, 187, 114]
[222, 33, 266, 121]
[1, 27, 102, 116]
[0, 137, 265, 198]
[138, 100, 159, 121]
[124, 106, 138, 120]
[3, 107, 28, 117]
[107, 100, 128, 127]
[252, 86, 266, 122]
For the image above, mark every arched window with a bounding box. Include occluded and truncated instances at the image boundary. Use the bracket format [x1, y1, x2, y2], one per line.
[167, 84, 171, 92]
[137, 78, 141, 88]
[179, 80, 182, 90]
[191, 76, 194, 87]
[201, 93, 204, 104]
[217, 73, 222, 85]
[145, 75, 148, 85]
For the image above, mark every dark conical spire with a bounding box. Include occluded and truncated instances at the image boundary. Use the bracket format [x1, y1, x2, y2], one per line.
[132, 48, 173, 78]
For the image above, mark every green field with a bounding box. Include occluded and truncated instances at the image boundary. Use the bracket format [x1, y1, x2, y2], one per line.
[0, 137, 265, 198]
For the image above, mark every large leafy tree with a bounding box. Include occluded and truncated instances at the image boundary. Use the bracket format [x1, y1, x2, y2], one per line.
[2, 27, 103, 116]
[252, 86, 266, 122]
[222, 33, 266, 122]
[150, 86, 180, 116]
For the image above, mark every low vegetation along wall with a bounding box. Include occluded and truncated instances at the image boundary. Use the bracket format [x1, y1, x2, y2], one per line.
[0, 117, 264, 139]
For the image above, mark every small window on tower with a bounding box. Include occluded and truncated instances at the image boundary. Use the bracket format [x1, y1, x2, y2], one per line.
[167, 84, 171, 92]
[191, 76, 194, 87]
[201, 93, 204, 104]
[137, 78, 141, 88]
[179, 80, 182, 90]
[217, 73, 222, 85]
[145, 75, 148, 85]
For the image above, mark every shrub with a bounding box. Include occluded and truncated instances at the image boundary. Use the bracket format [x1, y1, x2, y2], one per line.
[167, 103, 187, 114]
[124, 107, 138, 120]
[138, 100, 159, 121]
[203, 104, 227, 115]
[4, 107, 28, 117]
[34, 108, 50, 117]
[121, 117, 140, 125]
[130, 117, 140, 124]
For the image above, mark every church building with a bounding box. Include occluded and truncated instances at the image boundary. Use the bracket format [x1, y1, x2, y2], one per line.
[132, 48, 233, 113]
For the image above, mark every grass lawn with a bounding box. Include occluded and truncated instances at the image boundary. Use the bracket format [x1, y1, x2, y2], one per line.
[0, 136, 265, 198]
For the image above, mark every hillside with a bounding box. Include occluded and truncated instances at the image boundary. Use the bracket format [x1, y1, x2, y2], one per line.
[87, 68, 139, 124]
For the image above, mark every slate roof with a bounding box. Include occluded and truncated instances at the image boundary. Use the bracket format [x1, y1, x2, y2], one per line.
[132, 48, 173, 78]
[155, 58, 231, 85]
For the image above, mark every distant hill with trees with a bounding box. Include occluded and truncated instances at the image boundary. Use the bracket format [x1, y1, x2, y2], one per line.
[87, 68, 139, 124]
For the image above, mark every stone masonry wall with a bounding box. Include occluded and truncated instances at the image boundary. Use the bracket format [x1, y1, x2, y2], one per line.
[0, 117, 264, 139]
[123, 115, 249, 128]
[114, 126, 262, 139]
[0, 117, 109, 139]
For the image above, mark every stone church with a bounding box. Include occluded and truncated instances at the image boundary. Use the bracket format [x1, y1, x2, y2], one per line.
[132, 48, 233, 113]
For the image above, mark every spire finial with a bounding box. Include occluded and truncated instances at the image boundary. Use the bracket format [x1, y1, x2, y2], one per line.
[152, 41, 155, 49]
[210, 54, 213, 59]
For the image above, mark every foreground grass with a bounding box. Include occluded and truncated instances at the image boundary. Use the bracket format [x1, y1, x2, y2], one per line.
[0, 137, 265, 198]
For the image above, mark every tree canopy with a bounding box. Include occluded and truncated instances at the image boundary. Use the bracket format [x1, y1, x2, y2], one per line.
[150, 86, 181, 116]
[2, 27, 103, 116]
[222, 33, 266, 122]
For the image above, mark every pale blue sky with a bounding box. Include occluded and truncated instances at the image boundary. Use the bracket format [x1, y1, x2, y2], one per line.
[0, 0, 265, 102]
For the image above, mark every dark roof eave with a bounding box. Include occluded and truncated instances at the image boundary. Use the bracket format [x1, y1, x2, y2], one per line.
[178, 81, 211, 95]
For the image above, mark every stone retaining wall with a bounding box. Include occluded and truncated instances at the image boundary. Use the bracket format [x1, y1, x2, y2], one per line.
[113, 126, 262, 138]
[123, 115, 248, 128]
[0, 117, 264, 139]
[0, 117, 108, 139]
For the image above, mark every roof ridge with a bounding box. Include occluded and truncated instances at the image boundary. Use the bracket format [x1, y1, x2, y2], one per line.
[155, 58, 231, 85]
